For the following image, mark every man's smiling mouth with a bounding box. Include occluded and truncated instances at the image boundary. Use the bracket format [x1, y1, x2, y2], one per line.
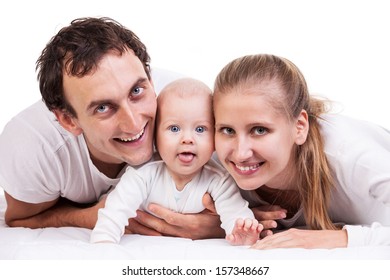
[115, 128, 145, 142]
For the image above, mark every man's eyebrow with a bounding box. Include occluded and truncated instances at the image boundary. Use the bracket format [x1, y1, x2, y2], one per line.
[86, 77, 149, 112]
[86, 99, 114, 113]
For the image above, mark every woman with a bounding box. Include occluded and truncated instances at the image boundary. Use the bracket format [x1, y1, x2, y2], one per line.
[213, 54, 390, 248]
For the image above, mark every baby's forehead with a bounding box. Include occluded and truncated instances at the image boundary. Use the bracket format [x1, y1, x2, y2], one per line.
[158, 79, 212, 104]
[161, 89, 212, 107]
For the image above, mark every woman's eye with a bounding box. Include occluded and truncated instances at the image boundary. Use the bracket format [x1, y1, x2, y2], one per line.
[220, 127, 235, 135]
[253, 126, 267, 135]
[195, 126, 205, 133]
[170, 125, 180, 132]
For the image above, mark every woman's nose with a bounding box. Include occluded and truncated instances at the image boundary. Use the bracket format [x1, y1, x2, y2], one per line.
[233, 136, 253, 161]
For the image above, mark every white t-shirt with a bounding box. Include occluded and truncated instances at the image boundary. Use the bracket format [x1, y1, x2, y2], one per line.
[0, 68, 182, 204]
[91, 157, 254, 243]
[241, 114, 390, 247]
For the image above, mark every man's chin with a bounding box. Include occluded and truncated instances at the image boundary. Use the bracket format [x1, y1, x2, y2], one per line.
[125, 151, 153, 167]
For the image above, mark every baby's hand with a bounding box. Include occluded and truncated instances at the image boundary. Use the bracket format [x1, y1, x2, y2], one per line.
[226, 218, 263, 246]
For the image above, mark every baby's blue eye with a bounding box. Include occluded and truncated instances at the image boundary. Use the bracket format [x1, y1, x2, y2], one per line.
[170, 125, 180, 132]
[195, 126, 205, 133]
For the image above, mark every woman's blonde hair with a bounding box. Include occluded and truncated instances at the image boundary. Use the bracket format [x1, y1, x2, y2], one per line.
[214, 54, 336, 230]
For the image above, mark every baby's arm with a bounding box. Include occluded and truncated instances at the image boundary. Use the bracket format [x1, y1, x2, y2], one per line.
[90, 167, 147, 243]
[209, 170, 263, 245]
[226, 218, 263, 246]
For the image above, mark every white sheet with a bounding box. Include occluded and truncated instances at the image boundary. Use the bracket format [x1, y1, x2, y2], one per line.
[0, 194, 389, 260]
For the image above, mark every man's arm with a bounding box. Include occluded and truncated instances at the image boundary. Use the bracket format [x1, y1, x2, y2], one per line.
[5, 191, 224, 239]
[128, 193, 225, 239]
[4, 191, 102, 229]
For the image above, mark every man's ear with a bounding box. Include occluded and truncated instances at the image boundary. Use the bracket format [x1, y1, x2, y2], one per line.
[295, 109, 309, 145]
[53, 109, 83, 136]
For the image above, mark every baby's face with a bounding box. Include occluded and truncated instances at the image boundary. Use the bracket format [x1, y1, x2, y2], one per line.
[156, 92, 214, 182]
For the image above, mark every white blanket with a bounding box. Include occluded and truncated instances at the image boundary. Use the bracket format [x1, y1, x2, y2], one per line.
[0, 194, 389, 260]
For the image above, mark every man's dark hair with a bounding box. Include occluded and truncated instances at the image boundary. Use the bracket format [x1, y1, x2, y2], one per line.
[36, 17, 151, 116]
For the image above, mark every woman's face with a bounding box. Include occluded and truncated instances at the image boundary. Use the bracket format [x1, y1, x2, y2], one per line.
[214, 82, 304, 191]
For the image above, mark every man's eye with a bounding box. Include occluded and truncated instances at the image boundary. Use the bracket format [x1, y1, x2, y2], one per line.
[96, 104, 109, 113]
[170, 125, 180, 132]
[195, 126, 205, 133]
[132, 86, 144, 96]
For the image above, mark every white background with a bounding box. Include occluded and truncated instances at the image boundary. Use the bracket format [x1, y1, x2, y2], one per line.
[1, 0, 389, 272]
[1, 0, 390, 132]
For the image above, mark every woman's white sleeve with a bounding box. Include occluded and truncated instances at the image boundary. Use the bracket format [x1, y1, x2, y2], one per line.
[344, 223, 390, 246]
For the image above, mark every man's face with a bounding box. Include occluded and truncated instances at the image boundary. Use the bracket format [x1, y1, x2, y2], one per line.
[60, 50, 157, 167]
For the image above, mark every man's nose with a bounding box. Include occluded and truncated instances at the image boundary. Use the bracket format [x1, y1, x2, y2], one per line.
[118, 106, 139, 132]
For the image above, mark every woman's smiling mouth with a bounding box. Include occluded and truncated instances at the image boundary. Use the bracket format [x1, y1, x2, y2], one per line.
[234, 162, 263, 173]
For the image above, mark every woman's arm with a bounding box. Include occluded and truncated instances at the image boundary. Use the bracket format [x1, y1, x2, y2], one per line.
[251, 228, 348, 249]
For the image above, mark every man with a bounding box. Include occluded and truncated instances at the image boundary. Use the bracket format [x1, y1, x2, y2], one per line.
[0, 17, 223, 239]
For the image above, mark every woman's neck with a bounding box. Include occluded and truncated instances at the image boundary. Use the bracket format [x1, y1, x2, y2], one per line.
[266, 156, 299, 191]
[256, 186, 301, 219]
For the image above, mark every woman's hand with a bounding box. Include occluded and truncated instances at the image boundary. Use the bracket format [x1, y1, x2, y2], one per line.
[125, 193, 225, 239]
[251, 205, 287, 238]
[251, 228, 348, 249]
